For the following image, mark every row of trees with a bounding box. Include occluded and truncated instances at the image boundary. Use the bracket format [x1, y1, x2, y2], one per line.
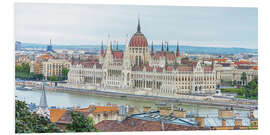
[15, 63, 44, 80]
[15, 63, 69, 81]
[15, 100, 60, 133]
[15, 100, 98, 133]
[240, 72, 258, 99]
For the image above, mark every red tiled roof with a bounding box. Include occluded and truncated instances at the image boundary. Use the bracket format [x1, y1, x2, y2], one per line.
[156, 67, 164, 72]
[76, 105, 119, 113]
[95, 117, 210, 132]
[177, 66, 193, 72]
[204, 66, 213, 72]
[49, 109, 67, 123]
[146, 66, 153, 72]
[112, 51, 123, 59]
[165, 52, 175, 61]
[234, 61, 256, 66]
[252, 66, 258, 70]
[166, 66, 174, 71]
[213, 58, 227, 63]
[129, 33, 148, 47]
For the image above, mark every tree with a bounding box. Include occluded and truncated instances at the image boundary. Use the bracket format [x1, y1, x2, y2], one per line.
[15, 100, 60, 133]
[244, 78, 258, 99]
[65, 111, 98, 132]
[240, 72, 247, 86]
[232, 80, 237, 86]
[62, 67, 69, 80]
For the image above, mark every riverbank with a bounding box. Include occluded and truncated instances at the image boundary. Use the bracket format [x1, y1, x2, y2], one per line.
[47, 85, 257, 110]
[15, 80, 258, 110]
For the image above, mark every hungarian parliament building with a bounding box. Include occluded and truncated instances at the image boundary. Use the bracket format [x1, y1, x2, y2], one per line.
[67, 19, 217, 95]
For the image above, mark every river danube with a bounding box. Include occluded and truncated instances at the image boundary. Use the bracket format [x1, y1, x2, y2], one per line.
[15, 88, 257, 118]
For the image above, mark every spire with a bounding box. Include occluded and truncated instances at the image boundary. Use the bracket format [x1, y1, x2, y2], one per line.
[166, 42, 169, 52]
[105, 34, 112, 57]
[161, 41, 164, 52]
[116, 41, 119, 50]
[151, 41, 154, 56]
[50, 39, 52, 46]
[39, 82, 48, 109]
[176, 41, 180, 57]
[137, 17, 141, 33]
[100, 40, 104, 55]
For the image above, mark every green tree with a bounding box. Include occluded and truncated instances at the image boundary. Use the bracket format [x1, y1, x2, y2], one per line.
[62, 67, 69, 80]
[232, 80, 237, 86]
[65, 111, 98, 132]
[244, 78, 258, 99]
[15, 100, 60, 133]
[240, 72, 247, 86]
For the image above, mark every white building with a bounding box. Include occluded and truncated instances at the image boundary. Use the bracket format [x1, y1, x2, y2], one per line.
[68, 19, 217, 95]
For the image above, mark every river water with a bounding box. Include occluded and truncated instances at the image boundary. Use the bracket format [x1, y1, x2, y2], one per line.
[15, 88, 257, 118]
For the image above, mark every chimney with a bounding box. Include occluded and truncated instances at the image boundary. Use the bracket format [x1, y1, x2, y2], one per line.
[143, 106, 151, 114]
[195, 117, 205, 127]
[234, 119, 242, 127]
[218, 108, 234, 119]
[161, 121, 165, 131]
[222, 119, 226, 127]
[250, 109, 255, 119]
[173, 108, 186, 118]
[159, 107, 171, 116]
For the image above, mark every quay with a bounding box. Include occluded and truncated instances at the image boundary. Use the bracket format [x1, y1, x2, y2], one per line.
[45, 85, 257, 110]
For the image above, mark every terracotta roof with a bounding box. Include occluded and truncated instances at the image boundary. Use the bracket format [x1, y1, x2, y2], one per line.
[234, 61, 256, 66]
[213, 58, 227, 63]
[95, 117, 210, 132]
[76, 105, 119, 113]
[49, 109, 67, 123]
[252, 66, 258, 70]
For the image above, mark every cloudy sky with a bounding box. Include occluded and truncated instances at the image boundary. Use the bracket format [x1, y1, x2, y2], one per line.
[15, 3, 258, 49]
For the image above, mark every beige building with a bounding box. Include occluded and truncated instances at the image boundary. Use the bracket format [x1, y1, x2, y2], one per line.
[215, 63, 258, 86]
[41, 59, 71, 79]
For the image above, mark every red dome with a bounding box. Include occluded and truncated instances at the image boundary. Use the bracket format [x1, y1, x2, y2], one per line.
[129, 32, 148, 47]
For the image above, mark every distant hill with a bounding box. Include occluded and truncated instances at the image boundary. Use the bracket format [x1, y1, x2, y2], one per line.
[19, 42, 257, 55]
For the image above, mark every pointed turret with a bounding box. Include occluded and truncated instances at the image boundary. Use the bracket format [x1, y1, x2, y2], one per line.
[105, 35, 113, 60]
[176, 41, 180, 57]
[151, 41, 154, 57]
[116, 41, 119, 50]
[161, 41, 164, 52]
[36, 81, 50, 118]
[166, 42, 169, 52]
[39, 82, 48, 109]
[100, 40, 104, 55]
[137, 17, 141, 33]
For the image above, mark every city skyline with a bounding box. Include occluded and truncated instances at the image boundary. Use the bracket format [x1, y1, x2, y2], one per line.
[15, 3, 258, 49]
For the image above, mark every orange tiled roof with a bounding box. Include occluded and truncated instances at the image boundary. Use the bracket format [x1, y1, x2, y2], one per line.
[252, 66, 258, 70]
[213, 58, 227, 63]
[49, 109, 67, 123]
[76, 105, 119, 113]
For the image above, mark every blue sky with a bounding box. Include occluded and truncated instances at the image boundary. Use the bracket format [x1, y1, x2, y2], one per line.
[15, 3, 258, 49]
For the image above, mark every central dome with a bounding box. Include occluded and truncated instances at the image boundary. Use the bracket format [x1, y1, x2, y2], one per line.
[129, 19, 148, 47]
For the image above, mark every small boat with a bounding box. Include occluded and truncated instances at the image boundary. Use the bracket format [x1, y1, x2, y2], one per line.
[16, 85, 33, 91]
